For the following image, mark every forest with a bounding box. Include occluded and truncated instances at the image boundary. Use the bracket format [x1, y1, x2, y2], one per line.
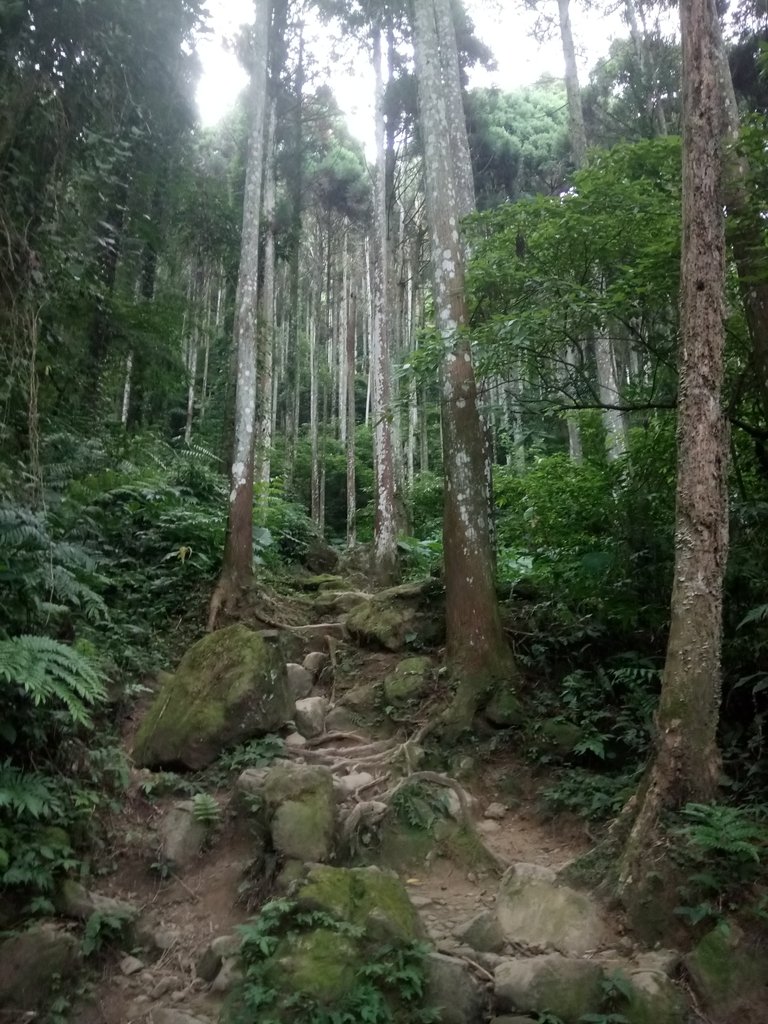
[1, 0, 768, 1022]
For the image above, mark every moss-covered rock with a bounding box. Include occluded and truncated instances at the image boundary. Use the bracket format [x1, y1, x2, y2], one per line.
[338, 680, 382, 712]
[685, 922, 768, 1013]
[485, 683, 525, 727]
[538, 717, 583, 755]
[295, 865, 424, 942]
[343, 581, 445, 651]
[263, 764, 336, 862]
[619, 969, 687, 1024]
[383, 656, 434, 705]
[493, 954, 604, 1023]
[269, 929, 360, 1003]
[0, 922, 80, 1012]
[133, 625, 291, 770]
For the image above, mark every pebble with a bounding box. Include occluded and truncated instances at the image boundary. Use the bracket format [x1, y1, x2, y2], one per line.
[410, 895, 434, 909]
[284, 732, 308, 749]
[120, 955, 144, 976]
[466, 871, 478, 883]
[484, 802, 507, 820]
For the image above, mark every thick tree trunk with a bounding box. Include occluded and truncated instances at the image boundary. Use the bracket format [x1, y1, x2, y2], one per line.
[371, 27, 399, 583]
[208, 0, 270, 630]
[557, 0, 587, 168]
[619, 0, 728, 903]
[412, 0, 519, 734]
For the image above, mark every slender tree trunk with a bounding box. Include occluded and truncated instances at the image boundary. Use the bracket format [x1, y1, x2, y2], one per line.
[412, 0, 519, 733]
[208, 0, 270, 629]
[433, 0, 474, 217]
[595, 328, 627, 460]
[557, 0, 587, 168]
[371, 27, 399, 583]
[284, 24, 304, 496]
[619, 0, 728, 903]
[121, 352, 133, 428]
[624, 0, 668, 136]
[346, 284, 357, 546]
[257, 102, 278, 507]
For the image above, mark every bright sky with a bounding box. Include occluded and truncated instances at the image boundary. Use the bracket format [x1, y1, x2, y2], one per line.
[195, 0, 633, 141]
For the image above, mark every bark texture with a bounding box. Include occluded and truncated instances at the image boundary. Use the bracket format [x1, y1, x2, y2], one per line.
[208, 0, 270, 629]
[371, 27, 399, 583]
[412, 0, 518, 733]
[557, 0, 587, 168]
[619, 0, 728, 902]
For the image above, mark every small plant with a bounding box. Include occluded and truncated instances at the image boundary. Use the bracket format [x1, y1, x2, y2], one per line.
[216, 736, 284, 776]
[192, 792, 221, 827]
[82, 905, 136, 956]
[391, 782, 448, 832]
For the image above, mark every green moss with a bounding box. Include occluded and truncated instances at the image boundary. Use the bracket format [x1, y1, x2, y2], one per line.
[539, 717, 583, 754]
[345, 600, 413, 651]
[685, 923, 768, 1010]
[270, 929, 359, 1002]
[263, 765, 336, 862]
[133, 624, 291, 769]
[296, 866, 423, 942]
[384, 657, 433, 705]
[619, 971, 686, 1024]
[485, 685, 525, 727]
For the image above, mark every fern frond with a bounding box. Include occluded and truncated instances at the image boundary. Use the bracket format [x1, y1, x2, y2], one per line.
[0, 636, 106, 727]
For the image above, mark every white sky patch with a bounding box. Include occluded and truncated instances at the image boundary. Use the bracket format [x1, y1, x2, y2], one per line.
[196, 0, 638, 144]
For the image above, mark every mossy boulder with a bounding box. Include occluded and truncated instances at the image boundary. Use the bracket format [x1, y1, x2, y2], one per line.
[496, 863, 612, 955]
[684, 922, 768, 1013]
[618, 969, 687, 1024]
[269, 929, 360, 1004]
[538, 718, 584, 755]
[494, 954, 604, 1023]
[343, 581, 445, 651]
[133, 625, 292, 769]
[383, 657, 434, 706]
[0, 922, 80, 1012]
[485, 683, 525, 727]
[263, 764, 336, 862]
[295, 865, 424, 942]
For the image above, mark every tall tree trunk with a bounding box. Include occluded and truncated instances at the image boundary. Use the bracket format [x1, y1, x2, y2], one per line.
[412, 0, 519, 734]
[258, 101, 278, 506]
[284, 24, 304, 496]
[346, 284, 357, 546]
[208, 0, 270, 630]
[371, 27, 399, 583]
[556, 0, 587, 168]
[433, 0, 475, 217]
[619, 0, 728, 906]
[624, 0, 668, 136]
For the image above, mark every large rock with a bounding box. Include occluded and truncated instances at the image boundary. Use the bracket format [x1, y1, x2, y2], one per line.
[160, 800, 207, 868]
[286, 662, 314, 700]
[496, 863, 611, 956]
[0, 922, 80, 1012]
[684, 922, 768, 1014]
[383, 657, 434, 706]
[426, 952, 485, 1024]
[295, 865, 424, 943]
[269, 929, 359, 1005]
[294, 696, 328, 738]
[620, 969, 687, 1024]
[56, 880, 138, 925]
[343, 581, 444, 651]
[494, 954, 604, 1023]
[133, 625, 292, 769]
[458, 909, 506, 953]
[263, 763, 336, 862]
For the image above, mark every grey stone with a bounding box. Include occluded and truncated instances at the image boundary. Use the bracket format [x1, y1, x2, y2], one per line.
[287, 663, 314, 700]
[211, 957, 242, 993]
[56, 880, 138, 924]
[235, 766, 270, 800]
[285, 731, 308, 749]
[120, 955, 145, 976]
[426, 952, 485, 1024]
[494, 954, 604, 1023]
[496, 862, 612, 956]
[160, 800, 207, 868]
[338, 681, 382, 712]
[479, 819, 501, 834]
[150, 977, 177, 1000]
[0, 922, 80, 1012]
[303, 651, 330, 677]
[457, 910, 506, 953]
[197, 934, 240, 983]
[294, 696, 328, 738]
[633, 948, 681, 977]
[621, 969, 687, 1024]
[485, 802, 507, 820]
[334, 771, 375, 798]
[152, 1010, 212, 1024]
